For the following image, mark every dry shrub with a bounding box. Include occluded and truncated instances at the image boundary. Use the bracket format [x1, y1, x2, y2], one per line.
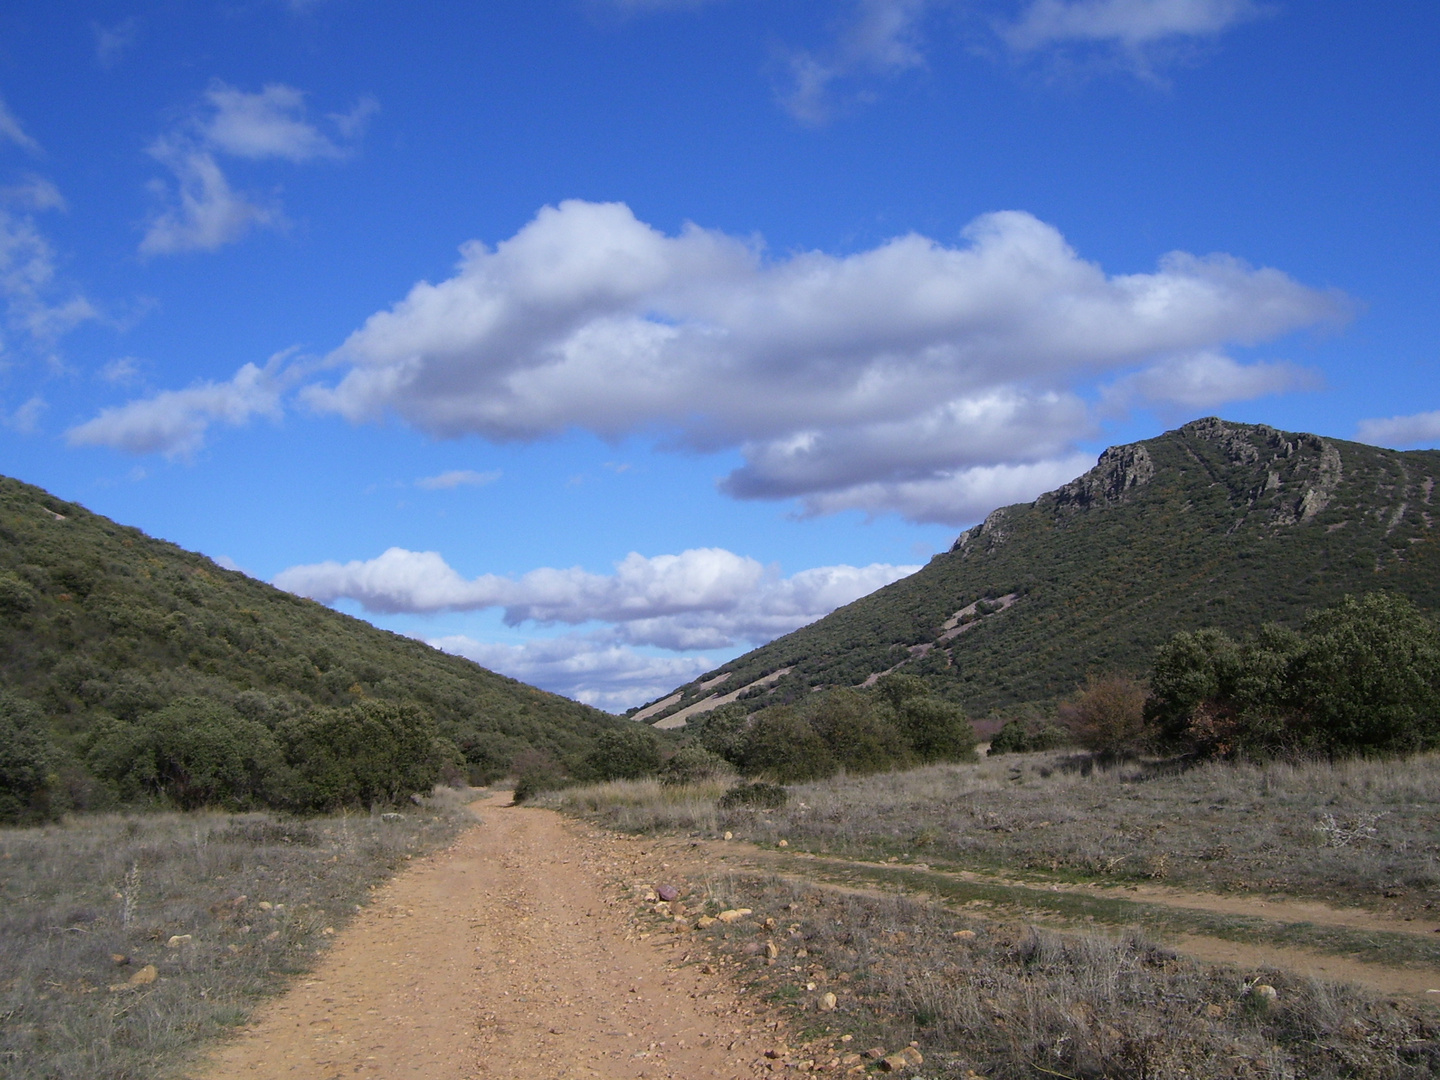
[686, 872, 1440, 1079]
[1061, 673, 1152, 757]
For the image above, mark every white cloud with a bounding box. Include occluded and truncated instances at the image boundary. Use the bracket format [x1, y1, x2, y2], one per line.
[430, 633, 715, 712]
[141, 82, 372, 255]
[779, 0, 931, 123]
[274, 545, 919, 649]
[93, 18, 139, 69]
[1001, 0, 1266, 66]
[2, 176, 65, 212]
[99, 356, 146, 386]
[65, 354, 290, 459]
[798, 452, 1097, 524]
[0, 96, 41, 156]
[0, 200, 98, 354]
[201, 83, 346, 162]
[416, 468, 501, 490]
[1356, 410, 1440, 450]
[1102, 351, 1322, 411]
[297, 199, 1346, 522]
[3, 395, 46, 434]
[140, 140, 277, 255]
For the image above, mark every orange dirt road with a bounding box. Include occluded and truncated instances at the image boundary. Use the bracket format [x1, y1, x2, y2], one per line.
[199, 795, 777, 1080]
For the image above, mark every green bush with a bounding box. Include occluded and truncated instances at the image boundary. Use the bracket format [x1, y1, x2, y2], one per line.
[739, 707, 836, 782]
[0, 691, 62, 823]
[1148, 593, 1440, 757]
[660, 745, 734, 786]
[276, 701, 440, 811]
[686, 703, 752, 764]
[805, 689, 911, 775]
[511, 748, 567, 803]
[86, 698, 283, 810]
[582, 725, 663, 782]
[988, 720, 1030, 755]
[718, 781, 788, 810]
[896, 695, 977, 763]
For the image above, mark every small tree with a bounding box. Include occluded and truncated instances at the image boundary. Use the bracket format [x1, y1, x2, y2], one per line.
[896, 696, 977, 763]
[805, 689, 910, 775]
[739, 706, 836, 782]
[1061, 674, 1151, 758]
[0, 691, 61, 824]
[583, 726, 663, 782]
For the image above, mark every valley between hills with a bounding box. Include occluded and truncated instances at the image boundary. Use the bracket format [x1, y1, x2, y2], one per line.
[3, 415, 1440, 1078]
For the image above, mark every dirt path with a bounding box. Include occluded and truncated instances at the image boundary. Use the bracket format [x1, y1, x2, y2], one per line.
[199, 795, 779, 1080]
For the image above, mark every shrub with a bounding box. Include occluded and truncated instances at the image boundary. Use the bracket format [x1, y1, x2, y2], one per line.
[988, 719, 1030, 755]
[582, 726, 663, 782]
[1061, 674, 1152, 758]
[660, 745, 734, 786]
[685, 703, 752, 764]
[1287, 593, 1440, 753]
[896, 695, 977, 763]
[512, 748, 567, 803]
[719, 781, 788, 810]
[276, 701, 440, 811]
[739, 707, 836, 782]
[804, 689, 910, 775]
[0, 691, 62, 823]
[1148, 593, 1440, 757]
[87, 699, 283, 810]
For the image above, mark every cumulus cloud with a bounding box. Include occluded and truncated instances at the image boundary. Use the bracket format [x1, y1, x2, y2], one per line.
[1356, 410, 1440, 450]
[430, 633, 715, 712]
[1103, 351, 1322, 411]
[415, 468, 501, 490]
[274, 545, 919, 649]
[1000, 0, 1266, 70]
[141, 82, 372, 255]
[779, 0, 931, 123]
[295, 199, 1346, 523]
[66, 353, 291, 459]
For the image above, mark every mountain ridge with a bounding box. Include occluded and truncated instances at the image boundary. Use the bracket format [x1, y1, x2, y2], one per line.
[637, 418, 1440, 727]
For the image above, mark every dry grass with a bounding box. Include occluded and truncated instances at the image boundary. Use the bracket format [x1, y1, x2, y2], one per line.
[674, 872, 1440, 1079]
[708, 751, 1440, 912]
[535, 777, 732, 834]
[0, 789, 474, 1080]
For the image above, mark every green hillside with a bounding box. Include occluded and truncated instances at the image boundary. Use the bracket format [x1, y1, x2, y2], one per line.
[0, 474, 619, 792]
[639, 418, 1440, 725]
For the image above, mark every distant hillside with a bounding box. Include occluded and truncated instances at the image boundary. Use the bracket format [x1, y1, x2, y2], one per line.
[0, 475, 618, 783]
[638, 419, 1440, 726]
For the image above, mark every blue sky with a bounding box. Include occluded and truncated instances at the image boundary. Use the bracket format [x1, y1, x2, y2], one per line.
[1, 1, 1436, 710]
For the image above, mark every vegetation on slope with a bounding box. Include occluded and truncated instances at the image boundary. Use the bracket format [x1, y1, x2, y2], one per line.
[639, 418, 1440, 724]
[0, 474, 619, 819]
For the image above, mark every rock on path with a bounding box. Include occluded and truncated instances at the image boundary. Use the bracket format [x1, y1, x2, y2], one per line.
[200, 795, 774, 1079]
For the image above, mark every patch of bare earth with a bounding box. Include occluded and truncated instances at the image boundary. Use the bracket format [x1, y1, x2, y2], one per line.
[198, 794, 783, 1080]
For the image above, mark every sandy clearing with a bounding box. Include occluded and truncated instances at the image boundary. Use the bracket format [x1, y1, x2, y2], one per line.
[198, 795, 779, 1080]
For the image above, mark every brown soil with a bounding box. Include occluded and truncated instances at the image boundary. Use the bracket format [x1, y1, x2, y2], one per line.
[197, 795, 781, 1080]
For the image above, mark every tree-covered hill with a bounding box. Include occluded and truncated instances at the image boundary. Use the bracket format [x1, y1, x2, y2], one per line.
[639, 419, 1440, 725]
[0, 474, 619, 792]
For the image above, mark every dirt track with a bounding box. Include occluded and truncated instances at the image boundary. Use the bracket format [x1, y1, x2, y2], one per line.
[199, 794, 778, 1080]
